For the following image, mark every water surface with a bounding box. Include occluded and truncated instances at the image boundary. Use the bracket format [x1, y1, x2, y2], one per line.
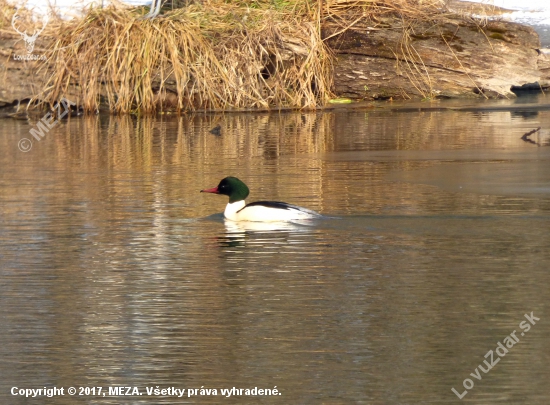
[1, 101, 549, 404]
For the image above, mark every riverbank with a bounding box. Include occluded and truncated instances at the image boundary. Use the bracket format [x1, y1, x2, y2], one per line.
[1, 0, 550, 114]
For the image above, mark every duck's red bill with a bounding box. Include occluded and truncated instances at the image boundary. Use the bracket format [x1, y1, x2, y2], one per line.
[200, 187, 219, 194]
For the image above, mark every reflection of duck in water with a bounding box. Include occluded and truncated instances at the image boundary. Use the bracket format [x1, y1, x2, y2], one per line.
[201, 177, 321, 222]
[223, 219, 315, 233]
[217, 220, 316, 250]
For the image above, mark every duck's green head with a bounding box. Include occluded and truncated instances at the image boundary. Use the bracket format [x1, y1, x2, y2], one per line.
[200, 176, 250, 203]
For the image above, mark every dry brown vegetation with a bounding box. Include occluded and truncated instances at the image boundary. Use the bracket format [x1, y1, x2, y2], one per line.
[2, 0, 490, 113]
[37, 0, 333, 113]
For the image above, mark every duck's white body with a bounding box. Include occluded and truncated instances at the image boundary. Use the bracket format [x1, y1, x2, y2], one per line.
[224, 200, 321, 222]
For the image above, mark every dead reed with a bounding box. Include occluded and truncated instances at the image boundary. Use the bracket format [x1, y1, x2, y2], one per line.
[36, 0, 333, 113]
[2, 0, 487, 112]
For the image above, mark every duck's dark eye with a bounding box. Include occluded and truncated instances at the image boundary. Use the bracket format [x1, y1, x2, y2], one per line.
[217, 180, 232, 195]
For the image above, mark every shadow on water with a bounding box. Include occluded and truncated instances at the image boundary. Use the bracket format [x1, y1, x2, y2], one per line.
[1, 99, 550, 404]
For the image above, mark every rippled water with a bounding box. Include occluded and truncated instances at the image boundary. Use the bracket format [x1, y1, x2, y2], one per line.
[1, 99, 549, 404]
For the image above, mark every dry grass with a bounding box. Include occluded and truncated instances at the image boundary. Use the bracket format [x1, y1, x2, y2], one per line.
[36, 0, 333, 113]
[2, 0, 489, 112]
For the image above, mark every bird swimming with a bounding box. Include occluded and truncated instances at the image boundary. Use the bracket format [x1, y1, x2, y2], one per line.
[201, 176, 321, 222]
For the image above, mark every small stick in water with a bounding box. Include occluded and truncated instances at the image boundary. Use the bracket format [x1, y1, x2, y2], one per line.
[520, 127, 541, 146]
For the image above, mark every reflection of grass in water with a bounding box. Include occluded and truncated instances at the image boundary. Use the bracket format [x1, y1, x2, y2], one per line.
[47, 106, 541, 174]
[47, 112, 336, 169]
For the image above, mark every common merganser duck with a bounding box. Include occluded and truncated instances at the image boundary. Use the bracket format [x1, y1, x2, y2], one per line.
[201, 177, 321, 222]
